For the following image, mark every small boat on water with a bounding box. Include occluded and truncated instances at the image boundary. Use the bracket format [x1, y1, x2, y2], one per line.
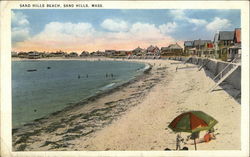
[27, 69, 37, 72]
[47, 67, 51, 69]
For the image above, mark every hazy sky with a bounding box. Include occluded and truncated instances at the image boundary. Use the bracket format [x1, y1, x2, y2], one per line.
[12, 9, 240, 52]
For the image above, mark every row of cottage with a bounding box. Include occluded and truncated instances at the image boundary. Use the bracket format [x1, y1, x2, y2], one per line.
[105, 44, 183, 57]
[12, 28, 241, 62]
[12, 43, 184, 59]
[184, 28, 241, 62]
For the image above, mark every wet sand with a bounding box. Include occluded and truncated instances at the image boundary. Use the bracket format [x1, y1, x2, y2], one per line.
[12, 59, 241, 151]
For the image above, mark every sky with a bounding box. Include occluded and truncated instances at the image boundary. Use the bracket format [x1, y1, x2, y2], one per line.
[11, 9, 241, 53]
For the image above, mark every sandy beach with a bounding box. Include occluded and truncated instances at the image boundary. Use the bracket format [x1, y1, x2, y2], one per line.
[12, 58, 241, 151]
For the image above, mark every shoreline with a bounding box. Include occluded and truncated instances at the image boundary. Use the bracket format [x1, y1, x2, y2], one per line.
[12, 59, 159, 151]
[12, 61, 152, 129]
[12, 59, 241, 151]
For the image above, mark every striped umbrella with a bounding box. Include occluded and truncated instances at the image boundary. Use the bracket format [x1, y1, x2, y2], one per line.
[168, 111, 218, 150]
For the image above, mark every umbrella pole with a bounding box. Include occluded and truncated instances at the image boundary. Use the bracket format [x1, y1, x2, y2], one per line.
[194, 138, 197, 150]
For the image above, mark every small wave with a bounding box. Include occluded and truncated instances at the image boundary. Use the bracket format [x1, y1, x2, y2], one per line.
[99, 83, 116, 91]
[136, 63, 150, 72]
[143, 64, 150, 70]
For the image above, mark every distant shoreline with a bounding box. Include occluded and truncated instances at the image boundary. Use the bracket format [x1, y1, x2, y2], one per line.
[12, 56, 111, 61]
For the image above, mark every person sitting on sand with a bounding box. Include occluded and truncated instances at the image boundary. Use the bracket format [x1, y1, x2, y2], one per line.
[184, 131, 200, 144]
[203, 129, 216, 143]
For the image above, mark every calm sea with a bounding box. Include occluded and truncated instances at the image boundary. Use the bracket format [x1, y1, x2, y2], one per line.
[12, 60, 146, 128]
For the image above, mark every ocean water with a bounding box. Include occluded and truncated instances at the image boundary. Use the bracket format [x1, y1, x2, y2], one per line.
[12, 60, 146, 128]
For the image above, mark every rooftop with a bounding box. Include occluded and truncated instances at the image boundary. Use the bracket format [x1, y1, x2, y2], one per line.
[168, 43, 182, 49]
[184, 41, 194, 47]
[218, 31, 234, 41]
[193, 40, 212, 46]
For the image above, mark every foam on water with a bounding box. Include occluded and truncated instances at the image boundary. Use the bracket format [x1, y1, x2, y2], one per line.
[99, 83, 116, 91]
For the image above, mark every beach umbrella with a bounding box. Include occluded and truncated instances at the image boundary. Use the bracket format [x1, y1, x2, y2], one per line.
[168, 111, 218, 150]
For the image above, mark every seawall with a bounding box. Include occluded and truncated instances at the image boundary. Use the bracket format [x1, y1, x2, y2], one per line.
[170, 57, 241, 90]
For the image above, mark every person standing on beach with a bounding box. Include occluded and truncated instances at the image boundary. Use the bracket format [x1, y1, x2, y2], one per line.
[176, 134, 184, 150]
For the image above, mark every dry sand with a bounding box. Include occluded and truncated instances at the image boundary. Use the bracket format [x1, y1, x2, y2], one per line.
[12, 59, 241, 151]
[73, 59, 241, 151]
